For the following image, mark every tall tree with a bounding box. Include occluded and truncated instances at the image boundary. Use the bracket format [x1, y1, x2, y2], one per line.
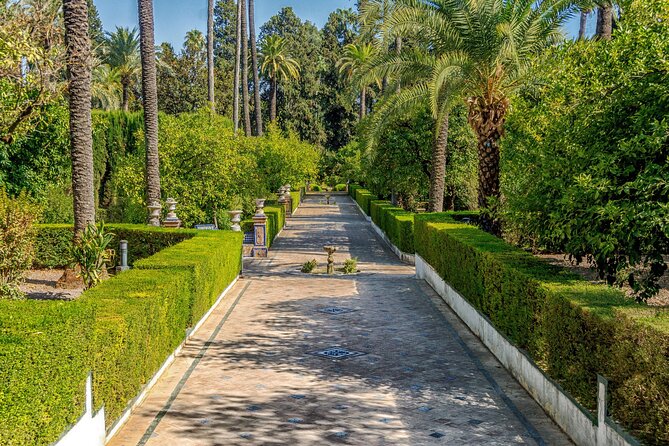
[138, 0, 161, 209]
[240, 0, 251, 135]
[213, 0, 237, 116]
[338, 42, 377, 120]
[104, 27, 140, 112]
[596, 2, 614, 40]
[62, 0, 95, 234]
[379, 0, 574, 233]
[207, 0, 215, 112]
[578, 9, 589, 40]
[233, 0, 241, 133]
[87, 0, 105, 51]
[259, 35, 300, 123]
[248, 0, 262, 135]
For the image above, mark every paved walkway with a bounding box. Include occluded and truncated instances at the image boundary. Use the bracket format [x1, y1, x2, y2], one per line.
[109, 194, 572, 446]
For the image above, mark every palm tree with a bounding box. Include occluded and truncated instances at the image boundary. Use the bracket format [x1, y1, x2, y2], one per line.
[338, 42, 377, 120]
[207, 0, 215, 112]
[596, 1, 613, 39]
[138, 0, 161, 210]
[248, 0, 263, 135]
[233, 0, 242, 133]
[380, 0, 574, 233]
[240, 0, 251, 135]
[91, 64, 121, 110]
[259, 35, 300, 123]
[104, 26, 140, 112]
[62, 0, 95, 234]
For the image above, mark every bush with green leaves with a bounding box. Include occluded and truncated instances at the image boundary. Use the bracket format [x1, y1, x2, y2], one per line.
[69, 223, 115, 290]
[342, 258, 358, 274]
[0, 190, 39, 299]
[301, 259, 317, 273]
[502, 0, 669, 300]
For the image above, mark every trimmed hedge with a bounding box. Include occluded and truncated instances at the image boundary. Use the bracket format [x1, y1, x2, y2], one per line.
[34, 224, 196, 269]
[290, 191, 301, 213]
[353, 187, 376, 216]
[240, 204, 285, 248]
[369, 200, 415, 253]
[415, 213, 669, 445]
[0, 229, 242, 445]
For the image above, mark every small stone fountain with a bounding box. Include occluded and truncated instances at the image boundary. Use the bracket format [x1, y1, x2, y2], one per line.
[323, 245, 337, 275]
[148, 201, 162, 227]
[228, 210, 242, 232]
[163, 198, 182, 228]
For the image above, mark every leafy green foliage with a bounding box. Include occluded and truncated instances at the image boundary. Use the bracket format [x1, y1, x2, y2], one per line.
[502, 0, 669, 300]
[414, 213, 669, 445]
[301, 259, 317, 273]
[342, 257, 358, 274]
[69, 223, 115, 290]
[0, 190, 39, 299]
[0, 230, 242, 445]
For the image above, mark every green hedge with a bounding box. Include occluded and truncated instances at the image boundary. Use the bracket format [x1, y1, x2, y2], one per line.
[240, 204, 286, 248]
[353, 187, 377, 216]
[290, 191, 301, 213]
[34, 224, 196, 269]
[415, 213, 669, 445]
[369, 200, 416, 254]
[0, 230, 242, 445]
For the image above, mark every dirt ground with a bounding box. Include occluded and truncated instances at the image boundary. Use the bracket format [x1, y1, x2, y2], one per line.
[19, 269, 84, 301]
[537, 254, 669, 307]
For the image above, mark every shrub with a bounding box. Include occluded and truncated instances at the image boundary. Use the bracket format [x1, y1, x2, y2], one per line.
[69, 223, 115, 290]
[301, 259, 317, 273]
[342, 258, 358, 274]
[263, 204, 285, 248]
[414, 213, 669, 445]
[0, 190, 40, 299]
[353, 187, 377, 215]
[334, 184, 347, 192]
[311, 184, 322, 192]
[290, 191, 301, 213]
[0, 229, 243, 445]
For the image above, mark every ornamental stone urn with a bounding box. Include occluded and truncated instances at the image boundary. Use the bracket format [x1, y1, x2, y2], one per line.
[148, 201, 162, 227]
[162, 198, 182, 228]
[255, 198, 266, 217]
[228, 210, 242, 232]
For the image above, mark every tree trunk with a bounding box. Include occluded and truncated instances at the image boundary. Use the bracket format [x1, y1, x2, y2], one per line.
[359, 87, 366, 120]
[233, 0, 242, 133]
[240, 0, 251, 136]
[138, 0, 161, 208]
[578, 9, 588, 40]
[395, 36, 402, 93]
[63, 0, 95, 235]
[207, 0, 215, 112]
[428, 112, 449, 213]
[270, 76, 277, 123]
[121, 78, 129, 112]
[596, 4, 613, 40]
[248, 0, 262, 135]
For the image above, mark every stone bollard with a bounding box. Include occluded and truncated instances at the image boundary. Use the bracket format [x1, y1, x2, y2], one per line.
[252, 199, 268, 257]
[283, 185, 293, 217]
[116, 240, 130, 272]
[324, 245, 337, 274]
[148, 201, 162, 227]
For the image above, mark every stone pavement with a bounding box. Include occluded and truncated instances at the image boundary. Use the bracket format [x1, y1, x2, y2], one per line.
[108, 194, 573, 446]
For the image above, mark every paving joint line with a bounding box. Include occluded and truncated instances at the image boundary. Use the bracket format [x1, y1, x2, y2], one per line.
[137, 281, 252, 445]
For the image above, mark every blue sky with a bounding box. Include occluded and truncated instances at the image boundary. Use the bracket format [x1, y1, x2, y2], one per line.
[97, 0, 587, 49]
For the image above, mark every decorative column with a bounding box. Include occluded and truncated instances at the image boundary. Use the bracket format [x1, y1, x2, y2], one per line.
[252, 199, 268, 257]
[162, 198, 182, 228]
[228, 210, 242, 232]
[148, 201, 162, 227]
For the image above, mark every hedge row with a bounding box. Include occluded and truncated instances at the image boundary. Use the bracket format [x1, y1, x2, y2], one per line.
[369, 200, 415, 254]
[34, 224, 196, 269]
[350, 186, 377, 216]
[0, 229, 242, 445]
[414, 213, 669, 445]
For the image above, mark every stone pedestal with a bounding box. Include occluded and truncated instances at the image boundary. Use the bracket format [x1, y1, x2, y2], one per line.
[162, 198, 182, 228]
[252, 214, 268, 258]
[228, 210, 242, 232]
[148, 202, 162, 227]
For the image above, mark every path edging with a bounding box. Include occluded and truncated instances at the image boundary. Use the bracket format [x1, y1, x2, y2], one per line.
[415, 254, 639, 446]
[104, 275, 240, 443]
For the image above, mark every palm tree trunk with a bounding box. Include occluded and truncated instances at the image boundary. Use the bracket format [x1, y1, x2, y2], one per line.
[248, 0, 262, 135]
[138, 0, 161, 208]
[428, 112, 449, 213]
[240, 0, 251, 136]
[475, 125, 503, 236]
[121, 78, 129, 112]
[395, 36, 402, 93]
[233, 0, 242, 133]
[360, 87, 366, 120]
[63, 0, 95, 235]
[270, 76, 277, 122]
[596, 3, 613, 40]
[578, 9, 589, 40]
[207, 0, 215, 112]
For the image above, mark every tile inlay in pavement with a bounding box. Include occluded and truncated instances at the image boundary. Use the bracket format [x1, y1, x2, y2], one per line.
[108, 194, 573, 446]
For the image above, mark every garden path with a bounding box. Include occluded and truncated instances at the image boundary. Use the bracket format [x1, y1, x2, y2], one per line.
[108, 194, 572, 446]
